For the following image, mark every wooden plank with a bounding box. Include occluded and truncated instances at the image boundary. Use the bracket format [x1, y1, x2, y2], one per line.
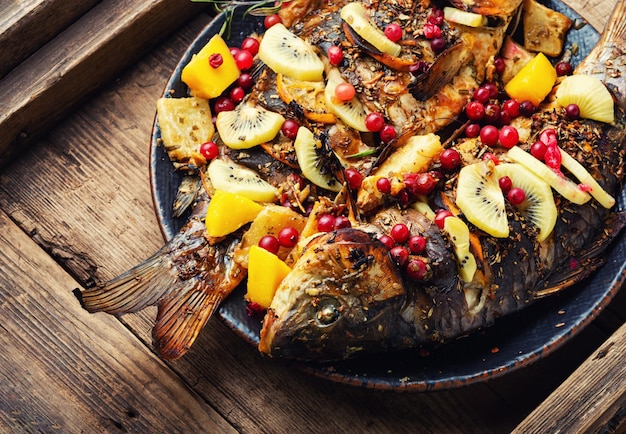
[512, 323, 626, 433]
[0, 0, 101, 79]
[0, 0, 208, 169]
[0, 210, 236, 433]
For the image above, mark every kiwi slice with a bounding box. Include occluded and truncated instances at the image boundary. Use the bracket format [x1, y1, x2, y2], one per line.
[293, 126, 342, 192]
[258, 23, 324, 82]
[494, 163, 557, 242]
[216, 102, 285, 150]
[340, 2, 401, 56]
[456, 160, 509, 238]
[324, 68, 369, 132]
[207, 158, 279, 202]
[555, 74, 614, 124]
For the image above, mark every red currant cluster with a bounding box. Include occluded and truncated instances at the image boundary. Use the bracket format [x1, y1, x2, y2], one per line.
[531, 128, 563, 173]
[378, 223, 429, 280]
[424, 8, 446, 54]
[257, 226, 300, 254]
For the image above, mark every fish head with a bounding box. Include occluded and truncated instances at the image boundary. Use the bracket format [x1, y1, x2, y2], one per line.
[258, 228, 406, 360]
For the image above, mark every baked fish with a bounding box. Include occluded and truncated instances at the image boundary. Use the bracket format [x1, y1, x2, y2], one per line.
[77, 0, 626, 362]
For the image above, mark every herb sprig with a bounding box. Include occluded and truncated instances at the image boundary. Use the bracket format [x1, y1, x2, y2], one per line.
[192, 0, 287, 36]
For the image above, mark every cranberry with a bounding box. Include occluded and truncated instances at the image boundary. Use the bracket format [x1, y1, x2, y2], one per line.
[379, 234, 396, 249]
[376, 177, 392, 193]
[334, 215, 352, 229]
[408, 235, 427, 254]
[427, 8, 444, 25]
[499, 125, 519, 148]
[430, 37, 446, 54]
[434, 209, 453, 229]
[209, 53, 223, 68]
[277, 226, 299, 247]
[384, 23, 403, 42]
[230, 86, 246, 104]
[409, 61, 429, 76]
[317, 214, 336, 232]
[200, 141, 219, 160]
[483, 103, 501, 124]
[498, 175, 512, 193]
[482, 152, 499, 165]
[440, 148, 461, 171]
[327, 45, 344, 66]
[530, 141, 547, 160]
[281, 119, 300, 139]
[494, 56, 505, 74]
[229, 47, 240, 58]
[380, 125, 396, 143]
[555, 61, 573, 76]
[264, 13, 282, 29]
[465, 123, 481, 138]
[406, 172, 437, 196]
[565, 103, 580, 120]
[518, 100, 536, 117]
[258, 235, 280, 254]
[246, 301, 266, 317]
[473, 86, 491, 104]
[423, 22, 441, 39]
[480, 125, 499, 147]
[502, 99, 520, 118]
[465, 101, 485, 121]
[241, 37, 260, 56]
[365, 112, 385, 132]
[544, 144, 562, 171]
[345, 167, 363, 190]
[539, 128, 557, 147]
[335, 82, 355, 101]
[507, 187, 526, 205]
[237, 73, 254, 91]
[406, 258, 428, 280]
[390, 246, 409, 268]
[234, 49, 254, 70]
[390, 223, 411, 243]
[214, 96, 235, 113]
[497, 111, 512, 126]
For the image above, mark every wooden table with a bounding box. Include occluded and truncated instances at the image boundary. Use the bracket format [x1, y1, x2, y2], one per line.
[1, 0, 624, 432]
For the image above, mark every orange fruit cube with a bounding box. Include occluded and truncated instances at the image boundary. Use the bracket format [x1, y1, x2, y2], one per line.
[246, 245, 292, 308]
[205, 190, 263, 237]
[504, 52, 556, 106]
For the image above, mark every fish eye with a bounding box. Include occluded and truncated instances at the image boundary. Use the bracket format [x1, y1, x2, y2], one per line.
[314, 297, 341, 326]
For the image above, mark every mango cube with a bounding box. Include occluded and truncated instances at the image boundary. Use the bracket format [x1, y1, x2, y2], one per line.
[205, 190, 263, 237]
[504, 52, 556, 106]
[246, 245, 292, 308]
[181, 34, 240, 99]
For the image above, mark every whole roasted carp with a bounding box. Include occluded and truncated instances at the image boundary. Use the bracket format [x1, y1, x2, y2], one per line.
[77, 0, 626, 362]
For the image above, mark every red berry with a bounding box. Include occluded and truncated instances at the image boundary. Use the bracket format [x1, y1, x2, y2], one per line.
[530, 141, 547, 160]
[200, 141, 219, 160]
[258, 235, 280, 254]
[389, 246, 409, 268]
[335, 82, 355, 101]
[246, 301, 266, 317]
[365, 112, 385, 132]
[430, 37, 446, 54]
[409, 61, 429, 76]
[264, 13, 282, 29]
[498, 175, 512, 194]
[281, 119, 300, 139]
[390, 223, 411, 244]
[406, 258, 428, 280]
[565, 103, 580, 120]
[408, 235, 427, 254]
[278, 226, 299, 247]
[483, 82, 498, 98]
[544, 144, 562, 171]
[480, 125, 499, 146]
[230, 86, 246, 104]
[502, 99, 520, 118]
[440, 148, 461, 171]
[241, 37, 260, 56]
[237, 73, 254, 90]
[345, 168, 363, 190]
[519, 100, 536, 117]
[499, 125, 519, 148]
[465, 101, 485, 121]
[497, 111, 512, 126]
[483, 103, 501, 124]
[317, 214, 336, 232]
[214, 96, 235, 113]
[423, 22, 441, 39]
[434, 209, 453, 229]
[465, 123, 481, 138]
[234, 49, 254, 71]
[427, 8, 444, 25]
[405, 172, 437, 196]
[555, 61, 573, 77]
[380, 125, 396, 143]
[473, 86, 491, 103]
[376, 177, 391, 193]
[229, 47, 240, 58]
[327, 45, 344, 66]
[334, 215, 352, 229]
[482, 152, 499, 165]
[385, 23, 403, 42]
[494, 57, 505, 74]
[507, 187, 526, 205]
[379, 234, 396, 249]
[209, 53, 223, 68]
[539, 128, 558, 147]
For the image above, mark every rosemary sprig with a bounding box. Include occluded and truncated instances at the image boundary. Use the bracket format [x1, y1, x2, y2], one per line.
[191, 0, 285, 36]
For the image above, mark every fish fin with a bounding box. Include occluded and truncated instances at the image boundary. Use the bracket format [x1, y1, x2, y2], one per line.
[410, 42, 468, 101]
[172, 175, 202, 218]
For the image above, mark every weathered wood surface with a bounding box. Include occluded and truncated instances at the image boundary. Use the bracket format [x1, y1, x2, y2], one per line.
[0, 0, 624, 432]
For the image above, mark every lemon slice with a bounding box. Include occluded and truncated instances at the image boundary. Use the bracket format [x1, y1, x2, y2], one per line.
[555, 74, 615, 124]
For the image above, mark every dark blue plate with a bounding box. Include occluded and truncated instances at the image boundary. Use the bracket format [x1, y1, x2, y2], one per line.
[150, 2, 625, 391]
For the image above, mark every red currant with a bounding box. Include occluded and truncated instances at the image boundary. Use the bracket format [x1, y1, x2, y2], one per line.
[264, 13, 282, 29]
[345, 168, 363, 190]
[327, 45, 344, 66]
[229, 47, 240, 58]
[209, 53, 223, 68]
[405, 172, 437, 196]
[518, 100, 536, 117]
[473, 86, 491, 104]
[483, 82, 499, 99]
[440, 148, 461, 171]
[234, 49, 254, 71]
[507, 187, 526, 205]
[494, 57, 505, 74]
[544, 144, 562, 171]
[390, 223, 411, 244]
[502, 99, 520, 118]
[565, 103, 580, 120]
[258, 235, 280, 254]
[335, 82, 355, 101]
[539, 128, 557, 147]
[465, 101, 485, 121]
[214, 96, 235, 113]
[497, 111, 512, 126]
[555, 61, 573, 76]
[230, 86, 246, 104]
[430, 37, 446, 54]
[406, 258, 428, 280]
[317, 214, 336, 232]
[390, 246, 409, 268]
[423, 22, 441, 39]
[434, 209, 453, 229]
[200, 141, 219, 160]
[465, 123, 481, 138]
[376, 177, 391, 194]
[241, 37, 260, 56]
[498, 175, 512, 194]
[427, 8, 444, 25]
[277, 226, 299, 247]
[365, 112, 385, 132]
[480, 125, 499, 146]
[237, 73, 254, 90]
[530, 141, 547, 160]
[379, 234, 396, 249]
[483, 103, 501, 125]
[384, 23, 403, 42]
[281, 119, 300, 139]
[380, 125, 396, 143]
[499, 125, 519, 149]
[334, 215, 352, 229]
[408, 235, 427, 254]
